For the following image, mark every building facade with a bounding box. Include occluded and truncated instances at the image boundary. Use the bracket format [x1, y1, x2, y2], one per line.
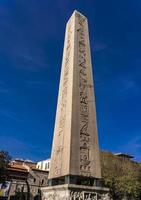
[36, 159, 50, 172]
[5, 159, 49, 200]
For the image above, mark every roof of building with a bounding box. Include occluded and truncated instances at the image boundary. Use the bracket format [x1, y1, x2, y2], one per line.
[37, 158, 50, 163]
[8, 163, 28, 173]
[114, 153, 134, 159]
[13, 158, 37, 164]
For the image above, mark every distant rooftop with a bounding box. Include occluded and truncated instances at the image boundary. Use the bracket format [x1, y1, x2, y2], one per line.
[13, 158, 37, 164]
[114, 153, 134, 159]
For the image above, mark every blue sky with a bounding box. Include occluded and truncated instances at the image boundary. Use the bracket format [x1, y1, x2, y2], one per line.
[0, 0, 141, 162]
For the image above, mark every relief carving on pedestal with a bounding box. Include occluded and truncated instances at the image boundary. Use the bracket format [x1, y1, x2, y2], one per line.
[42, 192, 68, 200]
[42, 190, 110, 200]
[70, 191, 110, 200]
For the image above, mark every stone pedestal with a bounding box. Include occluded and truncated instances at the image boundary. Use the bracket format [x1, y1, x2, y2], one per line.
[42, 184, 109, 200]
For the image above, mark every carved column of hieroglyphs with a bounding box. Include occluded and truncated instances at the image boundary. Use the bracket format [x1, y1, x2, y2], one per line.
[76, 13, 91, 176]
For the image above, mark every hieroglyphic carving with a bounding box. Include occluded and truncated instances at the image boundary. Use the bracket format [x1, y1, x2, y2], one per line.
[76, 13, 91, 176]
[53, 19, 73, 176]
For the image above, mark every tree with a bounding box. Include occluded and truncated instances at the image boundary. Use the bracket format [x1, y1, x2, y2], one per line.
[101, 152, 141, 200]
[101, 152, 141, 199]
[0, 151, 11, 183]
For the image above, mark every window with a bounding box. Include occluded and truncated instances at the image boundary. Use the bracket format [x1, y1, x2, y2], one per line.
[45, 163, 48, 170]
[41, 162, 43, 170]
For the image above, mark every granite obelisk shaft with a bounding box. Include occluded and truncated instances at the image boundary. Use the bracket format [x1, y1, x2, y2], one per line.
[48, 10, 101, 180]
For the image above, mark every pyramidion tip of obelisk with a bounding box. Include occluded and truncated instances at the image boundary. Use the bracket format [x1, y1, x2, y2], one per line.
[66, 10, 87, 26]
[72, 10, 87, 19]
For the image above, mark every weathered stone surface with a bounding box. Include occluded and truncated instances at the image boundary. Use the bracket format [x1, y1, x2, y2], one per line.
[42, 184, 110, 200]
[49, 10, 101, 180]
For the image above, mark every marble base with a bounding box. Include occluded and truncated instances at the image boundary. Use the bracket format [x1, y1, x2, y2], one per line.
[41, 184, 110, 200]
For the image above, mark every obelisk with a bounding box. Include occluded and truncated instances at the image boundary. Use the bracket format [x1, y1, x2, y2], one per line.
[42, 10, 109, 200]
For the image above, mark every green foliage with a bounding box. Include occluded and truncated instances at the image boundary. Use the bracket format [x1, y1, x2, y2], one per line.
[101, 152, 141, 199]
[0, 150, 11, 183]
